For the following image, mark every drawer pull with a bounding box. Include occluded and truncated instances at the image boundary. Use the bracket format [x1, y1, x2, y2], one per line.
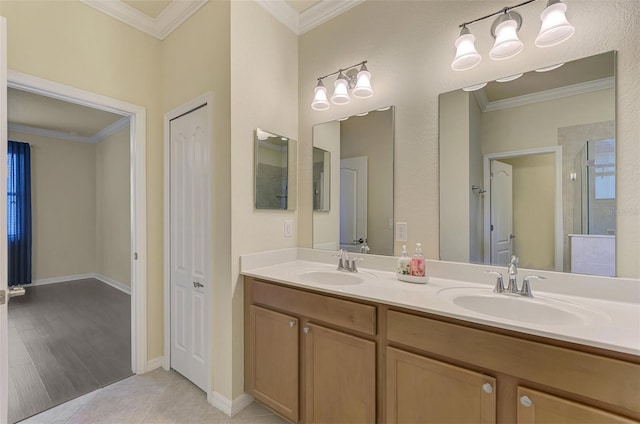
[288, 320, 296, 328]
[303, 327, 310, 334]
[482, 383, 493, 394]
[520, 395, 533, 408]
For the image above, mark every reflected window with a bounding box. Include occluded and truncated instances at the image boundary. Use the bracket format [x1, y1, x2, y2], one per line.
[593, 138, 615, 200]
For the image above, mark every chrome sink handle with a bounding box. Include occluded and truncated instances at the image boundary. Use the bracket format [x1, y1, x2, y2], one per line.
[485, 270, 505, 293]
[334, 249, 346, 270]
[520, 275, 546, 298]
[350, 257, 364, 273]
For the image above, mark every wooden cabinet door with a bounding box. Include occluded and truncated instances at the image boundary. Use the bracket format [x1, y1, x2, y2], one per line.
[517, 387, 637, 424]
[248, 306, 299, 422]
[386, 347, 496, 424]
[304, 323, 376, 424]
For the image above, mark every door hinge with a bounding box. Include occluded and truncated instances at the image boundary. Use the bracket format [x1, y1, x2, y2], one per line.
[134, 252, 138, 260]
[490, 224, 494, 231]
[0, 290, 5, 305]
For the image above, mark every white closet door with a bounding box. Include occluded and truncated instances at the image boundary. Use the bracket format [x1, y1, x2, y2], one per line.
[169, 104, 211, 391]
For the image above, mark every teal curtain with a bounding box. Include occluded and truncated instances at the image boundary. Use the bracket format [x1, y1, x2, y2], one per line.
[8, 141, 32, 286]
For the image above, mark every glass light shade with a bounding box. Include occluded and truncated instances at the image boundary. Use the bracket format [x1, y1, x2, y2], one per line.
[311, 81, 330, 111]
[462, 82, 488, 92]
[331, 74, 351, 105]
[451, 27, 481, 71]
[535, 1, 575, 47]
[352, 69, 373, 99]
[490, 17, 523, 60]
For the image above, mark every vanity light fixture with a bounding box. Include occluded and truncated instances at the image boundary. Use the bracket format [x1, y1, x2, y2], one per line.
[311, 60, 373, 111]
[451, 0, 575, 71]
[495, 73, 523, 82]
[462, 82, 488, 92]
[535, 62, 564, 72]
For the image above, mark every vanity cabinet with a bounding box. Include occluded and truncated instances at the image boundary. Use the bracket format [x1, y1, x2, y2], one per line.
[386, 347, 496, 423]
[244, 278, 377, 423]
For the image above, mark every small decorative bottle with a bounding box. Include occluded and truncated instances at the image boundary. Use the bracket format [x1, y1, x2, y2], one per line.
[397, 245, 411, 275]
[410, 243, 426, 277]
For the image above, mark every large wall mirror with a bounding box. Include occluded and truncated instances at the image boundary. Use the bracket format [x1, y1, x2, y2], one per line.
[312, 107, 394, 255]
[255, 128, 297, 210]
[439, 51, 616, 277]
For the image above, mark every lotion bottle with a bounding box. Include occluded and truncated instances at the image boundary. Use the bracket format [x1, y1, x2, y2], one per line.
[397, 245, 411, 275]
[410, 243, 426, 277]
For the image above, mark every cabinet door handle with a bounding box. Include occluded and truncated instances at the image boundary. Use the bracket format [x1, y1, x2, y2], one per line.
[303, 327, 310, 334]
[520, 396, 533, 408]
[482, 383, 493, 394]
[288, 320, 296, 328]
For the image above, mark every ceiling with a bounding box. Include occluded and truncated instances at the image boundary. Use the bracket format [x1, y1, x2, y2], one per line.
[8, 88, 127, 144]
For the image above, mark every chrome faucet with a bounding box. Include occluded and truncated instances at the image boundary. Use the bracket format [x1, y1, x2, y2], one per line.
[507, 255, 519, 293]
[485, 256, 546, 297]
[334, 249, 362, 272]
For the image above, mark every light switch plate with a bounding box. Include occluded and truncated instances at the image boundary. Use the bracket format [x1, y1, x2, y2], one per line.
[284, 220, 294, 238]
[395, 222, 408, 242]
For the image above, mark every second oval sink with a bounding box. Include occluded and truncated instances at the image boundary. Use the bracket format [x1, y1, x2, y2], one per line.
[297, 270, 365, 286]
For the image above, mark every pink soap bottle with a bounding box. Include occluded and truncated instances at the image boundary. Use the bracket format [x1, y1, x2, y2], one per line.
[410, 243, 425, 277]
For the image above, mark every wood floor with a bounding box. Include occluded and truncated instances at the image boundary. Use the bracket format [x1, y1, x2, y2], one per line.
[8, 278, 132, 423]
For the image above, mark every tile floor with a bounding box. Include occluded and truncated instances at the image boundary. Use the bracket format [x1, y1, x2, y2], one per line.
[20, 369, 287, 424]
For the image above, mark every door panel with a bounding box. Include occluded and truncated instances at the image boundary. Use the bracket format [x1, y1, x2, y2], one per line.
[340, 156, 368, 251]
[169, 105, 210, 391]
[491, 160, 513, 266]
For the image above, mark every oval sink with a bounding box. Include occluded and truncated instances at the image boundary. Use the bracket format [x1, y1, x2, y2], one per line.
[452, 294, 585, 326]
[297, 270, 365, 286]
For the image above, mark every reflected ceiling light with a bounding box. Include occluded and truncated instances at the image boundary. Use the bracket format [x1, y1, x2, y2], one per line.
[451, 26, 482, 71]
[462, 82, 488, 91]
[356, 112, 369, 117]
[310, 60, 374, 111]
[535, 62, 564, 72]
[338, 116, 350, 121]
[495, 73, 523, 82]
[376, 106, 391, 111]
[535, 0, 575, 47]
[490, 11, 523, 60]
[311, 80, 330, 111]
[451, 0, 576, 71]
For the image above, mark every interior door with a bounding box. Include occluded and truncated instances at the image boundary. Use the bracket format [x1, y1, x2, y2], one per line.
[340, 156, 367, 251]
[169, 104, 211, 392]
[0, 16, 8, 423]
[490, 160, 513, 266]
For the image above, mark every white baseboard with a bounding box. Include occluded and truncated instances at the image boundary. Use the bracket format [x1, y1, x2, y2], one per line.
[145, 356, 164, 373]
[210, 392, 254, 417]
[32, 273, 95, 286]
[29, 273, 131, 295]
[93, 273, 131, 295]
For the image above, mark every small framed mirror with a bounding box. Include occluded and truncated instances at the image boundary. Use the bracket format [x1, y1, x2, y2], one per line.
[255, 128, 296, 210]
[313, 147, 331, 211]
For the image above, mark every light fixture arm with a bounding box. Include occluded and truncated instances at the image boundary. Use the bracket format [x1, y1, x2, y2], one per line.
[316, 60, 368, 83]
[458, 0, 537, 29]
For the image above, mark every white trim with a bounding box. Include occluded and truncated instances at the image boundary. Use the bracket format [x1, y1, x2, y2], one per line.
[94, 274, 131, 295]
[163, 92, 213, 385]
[298, 0, 365, 34]
[31, 273, 95, 287]
[7, 70, 147, 375]
[254, 0, 299, 34]
[483, 147, 563, 272]
[80, 0, 208, 40]
[0, 18, 7, 423]
[254, 0, 364, 35]
[8, 116, 130, 144]
[145, 356, 164, 372]
[210, 392, 254, 417]
[477, 77, 615, 112]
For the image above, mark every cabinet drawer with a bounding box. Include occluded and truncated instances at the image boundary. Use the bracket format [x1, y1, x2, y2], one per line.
[249, 279, 376, 335]
[387, 310, 640, 415]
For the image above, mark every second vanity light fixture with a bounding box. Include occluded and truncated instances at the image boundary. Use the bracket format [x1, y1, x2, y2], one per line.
[311, 60, 373, 111]
[451, 0, 575, 71]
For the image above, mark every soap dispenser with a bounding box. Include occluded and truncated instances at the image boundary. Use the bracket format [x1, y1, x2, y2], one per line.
[410, 243, 426, 277]
[397, 245, 411, 275]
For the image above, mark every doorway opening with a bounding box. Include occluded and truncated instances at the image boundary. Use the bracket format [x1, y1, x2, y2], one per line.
[5, 72, 147, 422]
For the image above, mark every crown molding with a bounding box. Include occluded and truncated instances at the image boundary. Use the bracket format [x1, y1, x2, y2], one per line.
[476, 77, 615, 113]
[298, 0, 364, 34]
[80, 0, 208, 40]
[9, 116, 130, 144]
[254, 0, 364, 35]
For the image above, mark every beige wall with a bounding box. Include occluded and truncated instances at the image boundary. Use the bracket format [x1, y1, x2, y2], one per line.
[1, 0, 164, 356]
[96, 125, 131, 287]
[340, 109, 394, 256]
[312, 120, 340, 249]
[299, 0, 639, 278]
[503, 154, 556, 270]
[9, 131, 97, 280]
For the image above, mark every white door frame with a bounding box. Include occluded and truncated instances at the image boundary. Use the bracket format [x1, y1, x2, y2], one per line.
[7, 70, 148, 374]
[163, 92, 212, 394]
[483, 146, 563, 271]
[1, 16, 9, 422]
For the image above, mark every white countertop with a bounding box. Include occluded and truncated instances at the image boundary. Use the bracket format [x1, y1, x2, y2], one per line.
[240, 249, 640, 357]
